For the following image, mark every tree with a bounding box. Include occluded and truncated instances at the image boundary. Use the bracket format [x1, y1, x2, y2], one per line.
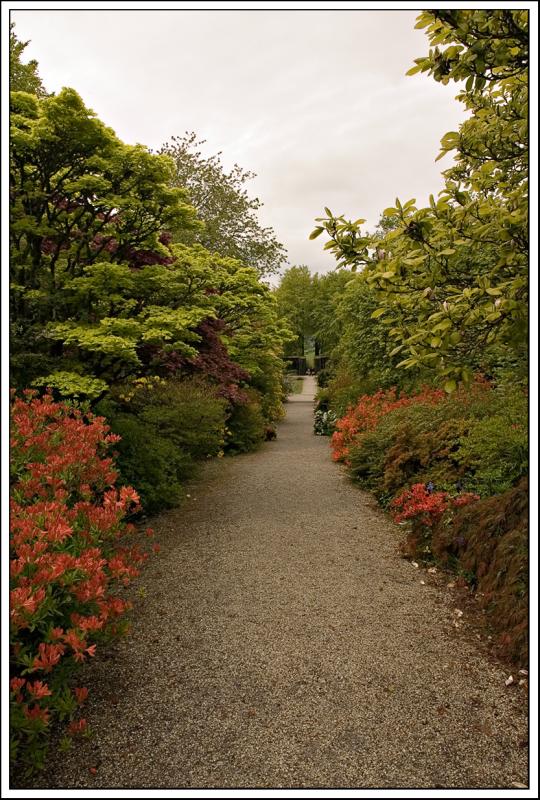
[10, 88, 199, 386]
[311, 10, 528, 389]
[274, 266, 315, 356]
[310, 270, 351, 356]
[9, 23, 47, 96]
[10, 85, 290, 407]
[160, 132, 287, 277]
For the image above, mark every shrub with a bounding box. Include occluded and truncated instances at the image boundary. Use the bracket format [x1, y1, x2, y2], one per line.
[316, 368, 333, 388]
[10, 392, 151, 775]
[225, 390, 266, 453]
[341, 380, 520, 502]
[455, 386, 528, 496]
[96, 377, 227, 514]
[97, 408, 187, 515]
[431, 479, 528, 665]
[391, 482, 479, 557]
[129, 378, 227, 461]
[313, 408, 338, 436]
[331, 386, 446, 464]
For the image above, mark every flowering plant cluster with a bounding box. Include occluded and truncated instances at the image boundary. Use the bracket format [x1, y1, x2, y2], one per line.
[313, 408, 338, 436]
[390, 482, 480, 534]
[10, 392, 153, 774]
[330, 387, 445, 463]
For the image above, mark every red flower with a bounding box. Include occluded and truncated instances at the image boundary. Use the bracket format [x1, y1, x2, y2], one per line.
[26, 680, 52, 700]
[74, 687, 89, 705]
[68, 718, 88, 736]
[24, 705, 50, 725]
[10, 677, 26, 694]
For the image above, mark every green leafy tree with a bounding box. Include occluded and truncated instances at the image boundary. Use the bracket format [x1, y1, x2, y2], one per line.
[10, 88, 200, 385]
[10, 84, 290, 428]
[274, 266, 315, 356]
[311, 10, 528, 389]
[160, 132, 287, 277]
[309, 270, 351, 356]
[9, 23, 47, 96]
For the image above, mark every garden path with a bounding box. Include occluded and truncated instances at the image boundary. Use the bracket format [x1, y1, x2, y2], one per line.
[39, 397, 528, 789]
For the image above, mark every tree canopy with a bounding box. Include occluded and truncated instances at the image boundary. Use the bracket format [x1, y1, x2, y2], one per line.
[160, 132, 287, 278]
[10, 88, 289, 406]
[311, 10, 528, 390]
[9, 23, 47, 96]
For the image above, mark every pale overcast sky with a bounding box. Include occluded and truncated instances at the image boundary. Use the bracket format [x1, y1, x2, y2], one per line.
[11, 8, 467, 279]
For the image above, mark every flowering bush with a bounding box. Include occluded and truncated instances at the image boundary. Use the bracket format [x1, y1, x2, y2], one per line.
[390, 482, 480, 559]
[313, 408, 338, 436]
[391, 483, 450, 528]
[10, 392, 152, 775]
[391, 483, 480, 527]
[330, 387, 445, 464]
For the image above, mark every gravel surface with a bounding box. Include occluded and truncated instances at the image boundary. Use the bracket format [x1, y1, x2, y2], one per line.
[31, 391, 528, 789]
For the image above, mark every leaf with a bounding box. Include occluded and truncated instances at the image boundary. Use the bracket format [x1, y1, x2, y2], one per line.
[444, 379, 457, 394]
[430, 337, 442, 348]
[353, 218, 366, 226]
[324, 206, 332, 218]
[383, 207, 397, 217]
[309, 227, 324, 240]
[485, 287, 502, 296]
[371, 308, 387, 319]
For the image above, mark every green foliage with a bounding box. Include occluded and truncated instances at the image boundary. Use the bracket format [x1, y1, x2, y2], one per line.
[95, 404, 186, 515]
[31, 372, 109, 401]
[323, 370, 371, 418]
[96, 378, 227, 514]
[312, 10, 528, 386]
[316, 368, 333, 389]
[10, 79, 290, 518]
[9, 23, 47, 96]
[160, 132, 286, 277]
[225, 391, 266, 453]
[10, 87, 200, 387]
[274, 266, 315, 356]
[128, 378, 227, 461]
[344, 382, 527, 504]
[332, 273, 430, 394]
[455, 386, 527, 495]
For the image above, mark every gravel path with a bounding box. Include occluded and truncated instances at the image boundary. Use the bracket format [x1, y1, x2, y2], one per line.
[35, 396, 528, 789]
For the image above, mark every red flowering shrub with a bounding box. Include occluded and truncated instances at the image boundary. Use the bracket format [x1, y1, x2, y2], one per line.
[330, 387, 445, 464]
[391, 483, 450, 528]
[10, 391, 151, 774]
[390, 483, 480, 558]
